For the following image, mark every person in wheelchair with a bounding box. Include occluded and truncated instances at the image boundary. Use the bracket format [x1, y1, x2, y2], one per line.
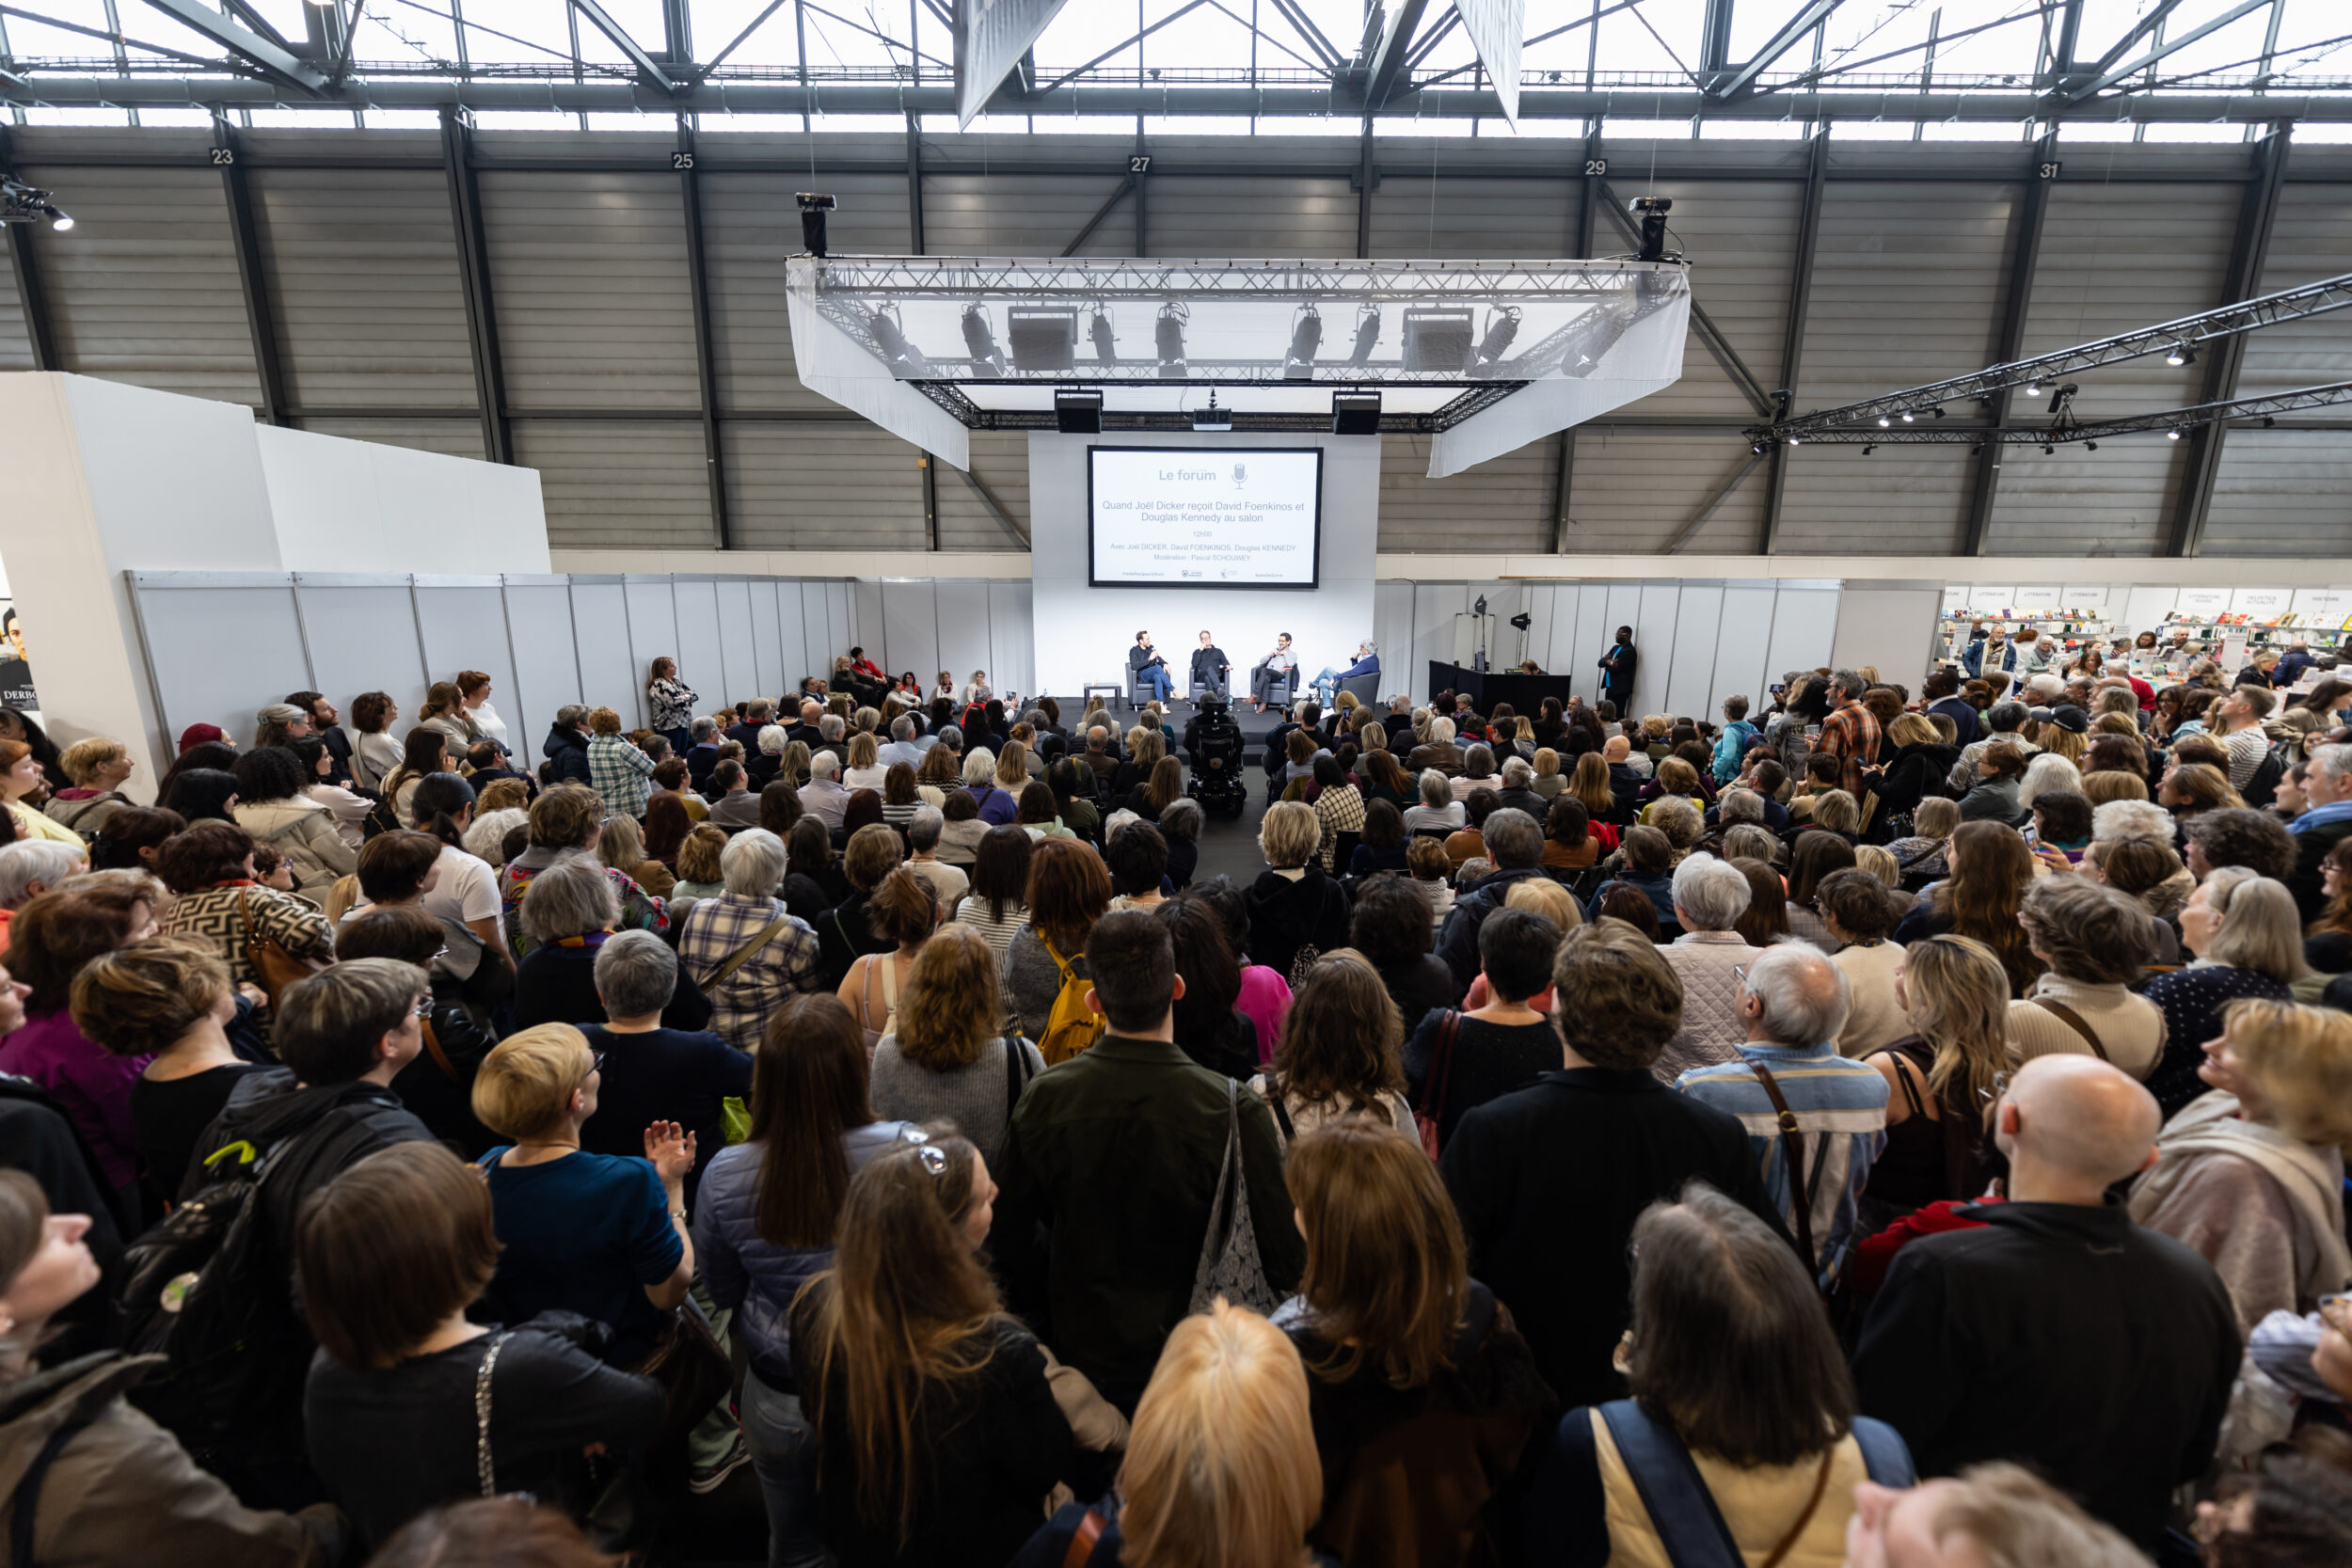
[1183, 695, 1248, 816]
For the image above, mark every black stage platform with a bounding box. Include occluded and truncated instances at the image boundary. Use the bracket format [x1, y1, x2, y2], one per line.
[1042, 693, 1295, 764]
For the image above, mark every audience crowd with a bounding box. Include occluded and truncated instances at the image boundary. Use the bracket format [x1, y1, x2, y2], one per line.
[0, 640, 2344, 1568]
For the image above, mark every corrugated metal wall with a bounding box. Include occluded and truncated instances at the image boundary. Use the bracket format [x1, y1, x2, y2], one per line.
[7, 127, 2348, 562]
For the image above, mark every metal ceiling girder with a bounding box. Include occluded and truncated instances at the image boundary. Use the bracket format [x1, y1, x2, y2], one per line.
[2063, 0, 2271, 103]
[951, 0, 1067, 128]
[12, 77, 2352, 121]
[1775, 378, 2352, 446]
[137, 0, 328, 92]
[566, 0, 675, 91]
[1711, 0, 1843, 100]
[1359, 0, 1429, 110]
[1754, 268, 2352, 440]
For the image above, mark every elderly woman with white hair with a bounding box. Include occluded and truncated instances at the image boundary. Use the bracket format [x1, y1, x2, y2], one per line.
[960, 745, 1018, 828]
[1652, 852, 1762, 1085]
[675, 828, 823, 1052]
[2142, 867, 2307, 1117]
[2019, 751, 2085, 815]
[1403, 768, 1466, 836]
[0, 840, 85, 919]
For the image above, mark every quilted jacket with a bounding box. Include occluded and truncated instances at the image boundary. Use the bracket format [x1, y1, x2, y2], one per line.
[1655, 930, 1761, 1085]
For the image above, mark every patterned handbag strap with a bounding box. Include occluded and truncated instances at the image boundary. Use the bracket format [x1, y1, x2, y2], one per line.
[475, 1332, 512, 1497]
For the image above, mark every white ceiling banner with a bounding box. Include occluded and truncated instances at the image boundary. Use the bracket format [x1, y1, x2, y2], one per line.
[954, 0, 1069, 131]
[1450, 0, 1527, 126]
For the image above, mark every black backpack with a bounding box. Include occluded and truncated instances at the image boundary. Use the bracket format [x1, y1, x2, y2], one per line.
[116, 1111, 349, 1447]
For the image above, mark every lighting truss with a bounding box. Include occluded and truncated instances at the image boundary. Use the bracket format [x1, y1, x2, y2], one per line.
[1775, 380, 2352, 448]
[908, 379, 1522, 435]
[1752, 271, 2352, 443]
[802, 256, 1688, 397]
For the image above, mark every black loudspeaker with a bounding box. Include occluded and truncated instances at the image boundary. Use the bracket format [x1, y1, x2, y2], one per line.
[1055, 388, 1104, 434]
[1009, 307, 1080, 372]
[1331, 392, 1381, 435]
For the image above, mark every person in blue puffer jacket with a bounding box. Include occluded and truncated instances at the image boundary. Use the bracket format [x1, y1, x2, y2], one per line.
[692, 992, 926, 1568]
[1710, 695, 1759, 784]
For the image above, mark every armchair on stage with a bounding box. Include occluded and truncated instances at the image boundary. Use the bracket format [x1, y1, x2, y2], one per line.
[1335, 671, 1381, 706]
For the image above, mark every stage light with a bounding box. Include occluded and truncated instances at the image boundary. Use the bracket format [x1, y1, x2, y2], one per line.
[1900, 411, 1914, 422]
[1054, 388, 1104, 434]
[2167, 343, 2196, 367]
[1931, 405, 1946, 419]
[2168, 427, 2183, 440]
[961, 305, 1007, 378]
[866, 305, 931, 376]
[1509, 611, 1533, 632]
[2086, 440, 2099, 451]
[1401, 308, 1474, 372]
[1788, 436, 1800, 447]
[1008, 306, 1079, 373]
[1347, 305, 1381, 367]
[1330, 391, 1381, 435]
[1862, 444, 1875, 455]
[1154, 301, 1189, 381]
[1284, 304, 1322, 381]
[2042, 443, 2055, 455]
[1473, 306, 1521, 375]
[1751, 441, 1766, 455]
[1877, 415, 1890, 428]
[2024, 381, 2042, 397]
[49, 214, 71, 231]
[795, 192, 834, 257]
[1192, 392, 1232, 432]
[1089, 306, 1117, 368]
[0, 175, 72, 232]
[1628, 195, 1672, 262]
[1473, 594, 1488, 617]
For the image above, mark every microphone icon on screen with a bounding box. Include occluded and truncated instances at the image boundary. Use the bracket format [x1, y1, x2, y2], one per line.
[1232, 462, 1248, 488]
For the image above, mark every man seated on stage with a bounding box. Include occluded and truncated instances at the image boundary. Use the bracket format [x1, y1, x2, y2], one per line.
[1309, 641, 1379, 707]
[1190, 630, 1232, 702]
[1250, 632, 1298, 713]
[1129, 630, 1174, 705]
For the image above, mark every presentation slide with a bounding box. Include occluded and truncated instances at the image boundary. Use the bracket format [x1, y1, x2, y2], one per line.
[1089, 446, 1323, 589]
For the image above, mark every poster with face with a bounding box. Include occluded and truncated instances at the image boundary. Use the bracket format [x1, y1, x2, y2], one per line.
[0, 606, 40, 717]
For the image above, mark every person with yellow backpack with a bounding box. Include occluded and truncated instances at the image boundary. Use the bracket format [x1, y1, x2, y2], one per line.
[1005, 839, 1114, 1065]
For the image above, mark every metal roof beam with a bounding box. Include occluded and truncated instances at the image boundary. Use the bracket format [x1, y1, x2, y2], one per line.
[565, 0, 674, 92]
[135, 0, 326, 88]
[1360, 0, 1429, 110]
[1710, 0, 1841, 99]
[2063, 0, 2269, 103]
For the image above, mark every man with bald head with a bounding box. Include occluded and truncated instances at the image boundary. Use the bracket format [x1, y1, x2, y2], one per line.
[1852, 1055, 2241, 1552]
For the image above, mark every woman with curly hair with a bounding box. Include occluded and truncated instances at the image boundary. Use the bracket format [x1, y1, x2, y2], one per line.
[868, 925, 1043, 1165]
[1891, 819, 2043, 996]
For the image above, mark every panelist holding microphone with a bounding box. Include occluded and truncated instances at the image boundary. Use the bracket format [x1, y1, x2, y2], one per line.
[1250, 632, 1297, 713]
[1191, 630, 1232, 703]
[1129, 629, 1174, 705]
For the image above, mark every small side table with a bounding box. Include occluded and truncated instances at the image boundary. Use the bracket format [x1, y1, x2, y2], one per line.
[1083, 680, 1122, 712]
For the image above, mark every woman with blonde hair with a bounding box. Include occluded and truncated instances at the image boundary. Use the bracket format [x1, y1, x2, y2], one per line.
[1020, 1301, 1321, 1568]
[2081, 769, 2150, 806]
[2130, 998, 2352, 1332]
[1249, 953, 1412, 1142]
[596, 813, 674, 899]
[1276, 1121, 1549, 1568]
[2159, 760, 2245, 819]
[2143, 867, 2306, 1117]
[1530, 747, 1565, 802]
[843, 731, 887, 793]
[1852, 934, 2008, 1234]
[869, 925, 1044, 1165]
[795, 1137, 1076, 1568]
[1566, 752, 1617, 826]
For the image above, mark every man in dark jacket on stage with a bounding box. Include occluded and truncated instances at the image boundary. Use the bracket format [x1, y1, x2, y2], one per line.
[1189, 631, 1232, 702]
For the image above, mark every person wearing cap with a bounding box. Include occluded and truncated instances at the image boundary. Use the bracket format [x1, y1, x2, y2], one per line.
[178, 722, 232, 756]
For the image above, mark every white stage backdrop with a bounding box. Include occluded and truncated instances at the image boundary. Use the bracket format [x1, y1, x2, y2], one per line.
[1028, 432, 1377, 701]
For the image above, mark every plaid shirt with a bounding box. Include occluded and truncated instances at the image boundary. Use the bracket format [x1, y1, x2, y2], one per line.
[588, 733, 656, 817]
[1313, 782, 1367, 871]
[1816, 700, 1882, 767]
[677, 892, 820, 1051]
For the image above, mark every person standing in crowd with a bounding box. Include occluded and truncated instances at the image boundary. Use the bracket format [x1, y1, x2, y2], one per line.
[695, 994, 929, 1568]
[989, 909, 1302, 1413]
[1597, 626, 1637, 711]
[1525, 1186, 1915, 1568]
[646, 657, 699, 755]
[1251, 951, 1414, 1142]
[330, 904, 498, 1158]
[0, 1166, 347, 1565]
[2007, 878, 2166, 1078]
[676, 829, 820, 1053]
[1814, 668, 1882, 768]
[469, 1024, 695, 1370]
[297, 1143, 664, 1554]
[792, 1134, 1078, 1568]
[0, 739, 82, 846]
[230, 745, 358, 895]
[1851, 934, 2008, 1239]
[1652, 853, 1759, 1083]
[1434, 807, 1546, 993]
[153, 819, 338, 1008]
[576, 930, 750, 1206]
[869, 925, 1043, 1165]
[1405, 909, 1563, 1152]
[583, 706, 654, 820]
[2285, 742, 2352, 919]
[44, 736, 136, 837]
[284, 690, 351, 780]
[1278, 1119, 1549, 1568]
[2142, 867, 2305, 1116]
[1853, 1054, 2240, 1552]
[2127, 998, 2352, 1333]
[1846, 1463, 2153, 1568]
[1442, 921, 1784, 1412]
[1675, 942, 1889, 1283]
